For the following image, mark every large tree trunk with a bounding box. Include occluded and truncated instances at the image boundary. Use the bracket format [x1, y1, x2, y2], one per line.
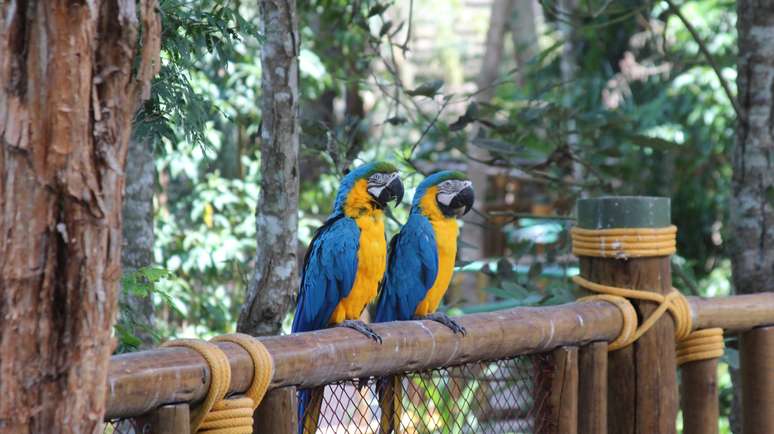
[732, 0, 774, 296]
[730, 2, 774, 432]
[0, 1, 160, 432]
[119, 138, 156, 348]
[238, 0, 300, 337]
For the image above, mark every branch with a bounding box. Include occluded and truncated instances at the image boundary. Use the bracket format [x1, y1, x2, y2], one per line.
[664, 0, 742, 120]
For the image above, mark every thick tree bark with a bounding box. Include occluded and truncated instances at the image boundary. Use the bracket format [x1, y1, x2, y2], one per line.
[120, 138, 156, 347]
[238, 0, 300, 337]
[730, 3, 774, 432]
[732, 0, 774, 296]
[0, 1, 160, 432]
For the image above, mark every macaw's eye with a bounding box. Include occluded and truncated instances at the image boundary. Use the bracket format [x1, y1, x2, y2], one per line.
[367, 172, 403, 208]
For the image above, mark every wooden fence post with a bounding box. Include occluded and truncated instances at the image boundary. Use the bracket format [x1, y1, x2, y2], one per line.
[741, 326, 774, 434]
[680, 358, 719, 434]
[134, 403, 190, 434]
[253, 387, 297, 434]
[578, 341, 607, 434]
[576, 196, 678, 434]
[547, 346, 579, 434]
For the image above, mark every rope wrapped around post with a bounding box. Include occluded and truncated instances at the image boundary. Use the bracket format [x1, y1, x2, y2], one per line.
[162, 333, 274, 433]
[571, 226, 724, 365]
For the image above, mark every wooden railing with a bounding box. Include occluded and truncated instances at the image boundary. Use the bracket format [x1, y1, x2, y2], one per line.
[104, 293, 774, 433]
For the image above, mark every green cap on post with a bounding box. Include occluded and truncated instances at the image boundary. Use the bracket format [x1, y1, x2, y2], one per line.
[576, 196, 671, 229]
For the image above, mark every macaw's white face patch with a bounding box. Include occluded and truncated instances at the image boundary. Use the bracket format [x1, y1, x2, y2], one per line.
[436, 180, 472, 206]
[367, 172, 399, 198]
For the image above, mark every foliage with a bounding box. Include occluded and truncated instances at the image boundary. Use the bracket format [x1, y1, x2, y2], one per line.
[122, 0, 739, 348]
[115, 267, 180, 352]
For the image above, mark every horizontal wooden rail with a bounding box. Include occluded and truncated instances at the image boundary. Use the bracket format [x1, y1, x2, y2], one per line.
[105, 293, 774, 419]
[690, 292, 774, 331]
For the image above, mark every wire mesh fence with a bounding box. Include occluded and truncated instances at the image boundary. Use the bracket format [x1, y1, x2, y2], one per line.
[304, 353, 556, 434]
[102, 419, 143, 434]
[102, 353, 555, 434]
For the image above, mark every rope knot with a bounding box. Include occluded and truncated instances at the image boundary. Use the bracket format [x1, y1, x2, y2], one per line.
[571, 225, 724, 365]
[162, 333, 274, 433]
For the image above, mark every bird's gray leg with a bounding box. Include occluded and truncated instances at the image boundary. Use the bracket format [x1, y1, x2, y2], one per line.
[337, 320, 383, 343]
[416, 312, 467, 336]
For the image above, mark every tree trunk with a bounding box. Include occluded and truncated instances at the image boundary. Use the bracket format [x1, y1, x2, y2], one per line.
[119, 137, 156, 348]
[0, 1, 160, 432]
[732, 0, 774, 296]
[238, 0, 300, 337]
[510, 0, 542, 85]
[456, 0, 513, 305]
[730, 2, 774, 432]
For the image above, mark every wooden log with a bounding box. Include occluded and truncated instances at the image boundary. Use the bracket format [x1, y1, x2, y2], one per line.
[578, 342, 607, 434]
[576, 196, 678, 434]
[103, 293, 774, 420]
[680, 358, 719, 434]
[133, 403, 190, 434]
[105, 301, 621, 418]
[253, 387, 297, 434]
[546, 346, 578, 434]
[690, 293, 774, 331]
[741, 326, 774, 434]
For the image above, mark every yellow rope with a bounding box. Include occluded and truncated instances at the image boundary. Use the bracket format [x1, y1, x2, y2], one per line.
[571, 225, 677, 258]
[571, 225, 724, 365]
[162, 334, 274, 433]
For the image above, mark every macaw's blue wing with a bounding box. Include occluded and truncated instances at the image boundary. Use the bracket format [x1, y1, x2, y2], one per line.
[293, 215, 359, 434]
[292, 214, 360, 333]
[374, 213, 438, 323]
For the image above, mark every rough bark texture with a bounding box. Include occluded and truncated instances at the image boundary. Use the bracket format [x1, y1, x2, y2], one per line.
[0, 1, 160, 432]
[731, 4, 774, 432]
[238, 0, 300, 336]
[120, 138, 156, 347]
[733, 0, 774, 296]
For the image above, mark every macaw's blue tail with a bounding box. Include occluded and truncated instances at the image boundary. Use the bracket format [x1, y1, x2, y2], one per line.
[297, 386, 325, 434]
[377, 375, 403, 434]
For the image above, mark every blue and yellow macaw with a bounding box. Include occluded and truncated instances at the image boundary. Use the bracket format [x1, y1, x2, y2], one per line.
[373, 171, 474, 433]
[292, 161, 403, 434]
[374, 170, 474, 330]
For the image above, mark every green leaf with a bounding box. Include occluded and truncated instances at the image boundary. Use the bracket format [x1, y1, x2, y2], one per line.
[406, 79, 444, 97]
[766, 186, 774, 208]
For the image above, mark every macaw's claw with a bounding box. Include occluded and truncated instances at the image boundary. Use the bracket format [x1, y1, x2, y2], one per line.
[339, 320, 383, 343]
[419, 312, 467, 336]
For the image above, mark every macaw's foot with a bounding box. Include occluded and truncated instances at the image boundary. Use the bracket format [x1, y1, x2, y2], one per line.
[418, 312, 467, 336]
[338, 320, 383, 343]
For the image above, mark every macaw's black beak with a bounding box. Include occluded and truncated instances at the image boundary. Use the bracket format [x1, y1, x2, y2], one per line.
[450, 185, 475, 216]
[378, 176, 404, 207]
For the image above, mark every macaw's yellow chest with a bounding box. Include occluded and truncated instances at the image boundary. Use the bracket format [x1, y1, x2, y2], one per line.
[415, 217, 459, 316]
[329, 214, 387, 324]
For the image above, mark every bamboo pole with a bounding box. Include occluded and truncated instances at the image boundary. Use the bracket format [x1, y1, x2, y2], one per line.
[576, 196, 678, 434]
[102, 293, 774, 420]
[680, 358, 719, 434]
[578, 341, 607, 434]
[546, 346, 578, 434]
[741, 326, 774, 434]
